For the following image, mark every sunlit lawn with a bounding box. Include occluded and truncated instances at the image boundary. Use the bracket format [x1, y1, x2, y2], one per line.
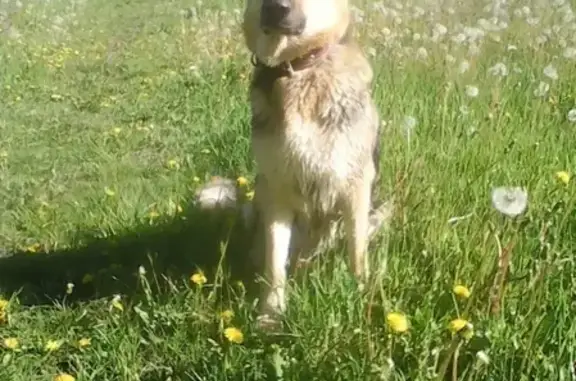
[0, 0, 575, 379]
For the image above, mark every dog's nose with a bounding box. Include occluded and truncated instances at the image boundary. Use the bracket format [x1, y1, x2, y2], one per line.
[262, 0, 291, 25]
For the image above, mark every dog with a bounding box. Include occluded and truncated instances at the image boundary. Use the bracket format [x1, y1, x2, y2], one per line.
[239, 0, 384, 327]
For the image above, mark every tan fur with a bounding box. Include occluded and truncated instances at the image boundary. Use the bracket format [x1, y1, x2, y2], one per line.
[242, 0, 382, 325]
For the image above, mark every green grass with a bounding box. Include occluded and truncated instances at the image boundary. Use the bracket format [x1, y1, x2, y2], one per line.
[1, 0, 576, 379]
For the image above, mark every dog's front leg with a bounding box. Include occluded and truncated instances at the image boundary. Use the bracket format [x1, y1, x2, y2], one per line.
[257, 188, 294, 322]
[343, 173, 373, 288]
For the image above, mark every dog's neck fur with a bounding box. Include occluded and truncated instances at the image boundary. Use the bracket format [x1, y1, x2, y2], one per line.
[250, 22, 354, 81]
[251, 44, 331, 78]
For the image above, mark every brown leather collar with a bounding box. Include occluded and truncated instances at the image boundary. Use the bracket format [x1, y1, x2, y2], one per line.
[251, 45, 331, 78]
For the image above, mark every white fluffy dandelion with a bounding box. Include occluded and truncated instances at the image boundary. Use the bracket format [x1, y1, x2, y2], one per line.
[402, 115, 417, 143]
[416, 47, 428, 60]
[543, 64, 558, 80]
[465, 85, 479, 98]
[491, 187, 528, 217]
[476, 351, 490, 365]
[403, 115, 417, 133]
[563, 47, 576, 59]
[458, 60, 470, 74]
[533, 81, 550, 97]
[488, 62, 508, 77]
[567, 109, 576, 123]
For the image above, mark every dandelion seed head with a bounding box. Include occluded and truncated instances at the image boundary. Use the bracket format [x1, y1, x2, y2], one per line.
[465, 85, 479, 98]
[488, 62, 508, 77]
[526, 17, 540, 26]
[476, 350, 490, 365]
[564, 47, 576, 59]
[402, 116, 417, 137]
[416, 47, 428, 60]
[543, 64, 558, 80]
[491, 186, 528, 217]
[452, 33, 467, 45]
[533, 81, 550, 97]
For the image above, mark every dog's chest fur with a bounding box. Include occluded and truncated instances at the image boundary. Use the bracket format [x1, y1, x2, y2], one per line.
[249, 45, 377, 216]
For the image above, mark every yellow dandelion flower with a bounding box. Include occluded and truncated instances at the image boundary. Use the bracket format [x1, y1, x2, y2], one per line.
[104, 187, 116, 197]
[168, 199, 183, 214]
[111, 295, 124, 312]
[0, 311, 7, 324]
[45, 339, 63, 352]
[0, 299, 9, 310]
[3, 337, 19, 350]
[386, 312, 409, 333]
[245, 191, 255, 201]
[555, 171, 570, 185]
[167, 159, 180, 170]
[192, 176, 201, 183]
[190, 271, 207, 286]
[78, 337, 91, 348]
[223, 327, 244, 344]
[219, 310, 234, 324]
[453, 285, 471, 299]
[26, 243, 41, 253]
[448, 318, 473, 339]
[110, 127, 122, 136]
[236, 176, 249, 187]
[54, 373, 76, 381]
[81, 273, 94, 284]
[147, 210, 160, 219]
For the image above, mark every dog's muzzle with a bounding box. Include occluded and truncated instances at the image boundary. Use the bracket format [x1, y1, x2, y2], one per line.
[260, 0, 306, 35]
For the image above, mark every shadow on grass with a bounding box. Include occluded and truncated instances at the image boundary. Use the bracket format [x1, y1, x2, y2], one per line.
[0, 199, 261, 306]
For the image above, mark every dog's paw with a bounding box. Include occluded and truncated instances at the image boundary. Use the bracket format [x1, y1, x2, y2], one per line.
[256, 314, 284, 332]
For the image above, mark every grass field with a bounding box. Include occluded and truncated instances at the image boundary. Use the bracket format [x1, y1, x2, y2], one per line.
[1, 0, 576, 379]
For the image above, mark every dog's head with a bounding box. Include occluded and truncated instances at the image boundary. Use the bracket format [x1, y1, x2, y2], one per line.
[243, 0, 350, 67]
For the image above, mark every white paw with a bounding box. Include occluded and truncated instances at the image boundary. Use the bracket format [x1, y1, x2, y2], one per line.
[255, 314, 283, 332]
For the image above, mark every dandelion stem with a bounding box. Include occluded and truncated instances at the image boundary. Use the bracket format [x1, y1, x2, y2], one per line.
[437, 336, 461, 381]
[452, 341, 462, 381]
